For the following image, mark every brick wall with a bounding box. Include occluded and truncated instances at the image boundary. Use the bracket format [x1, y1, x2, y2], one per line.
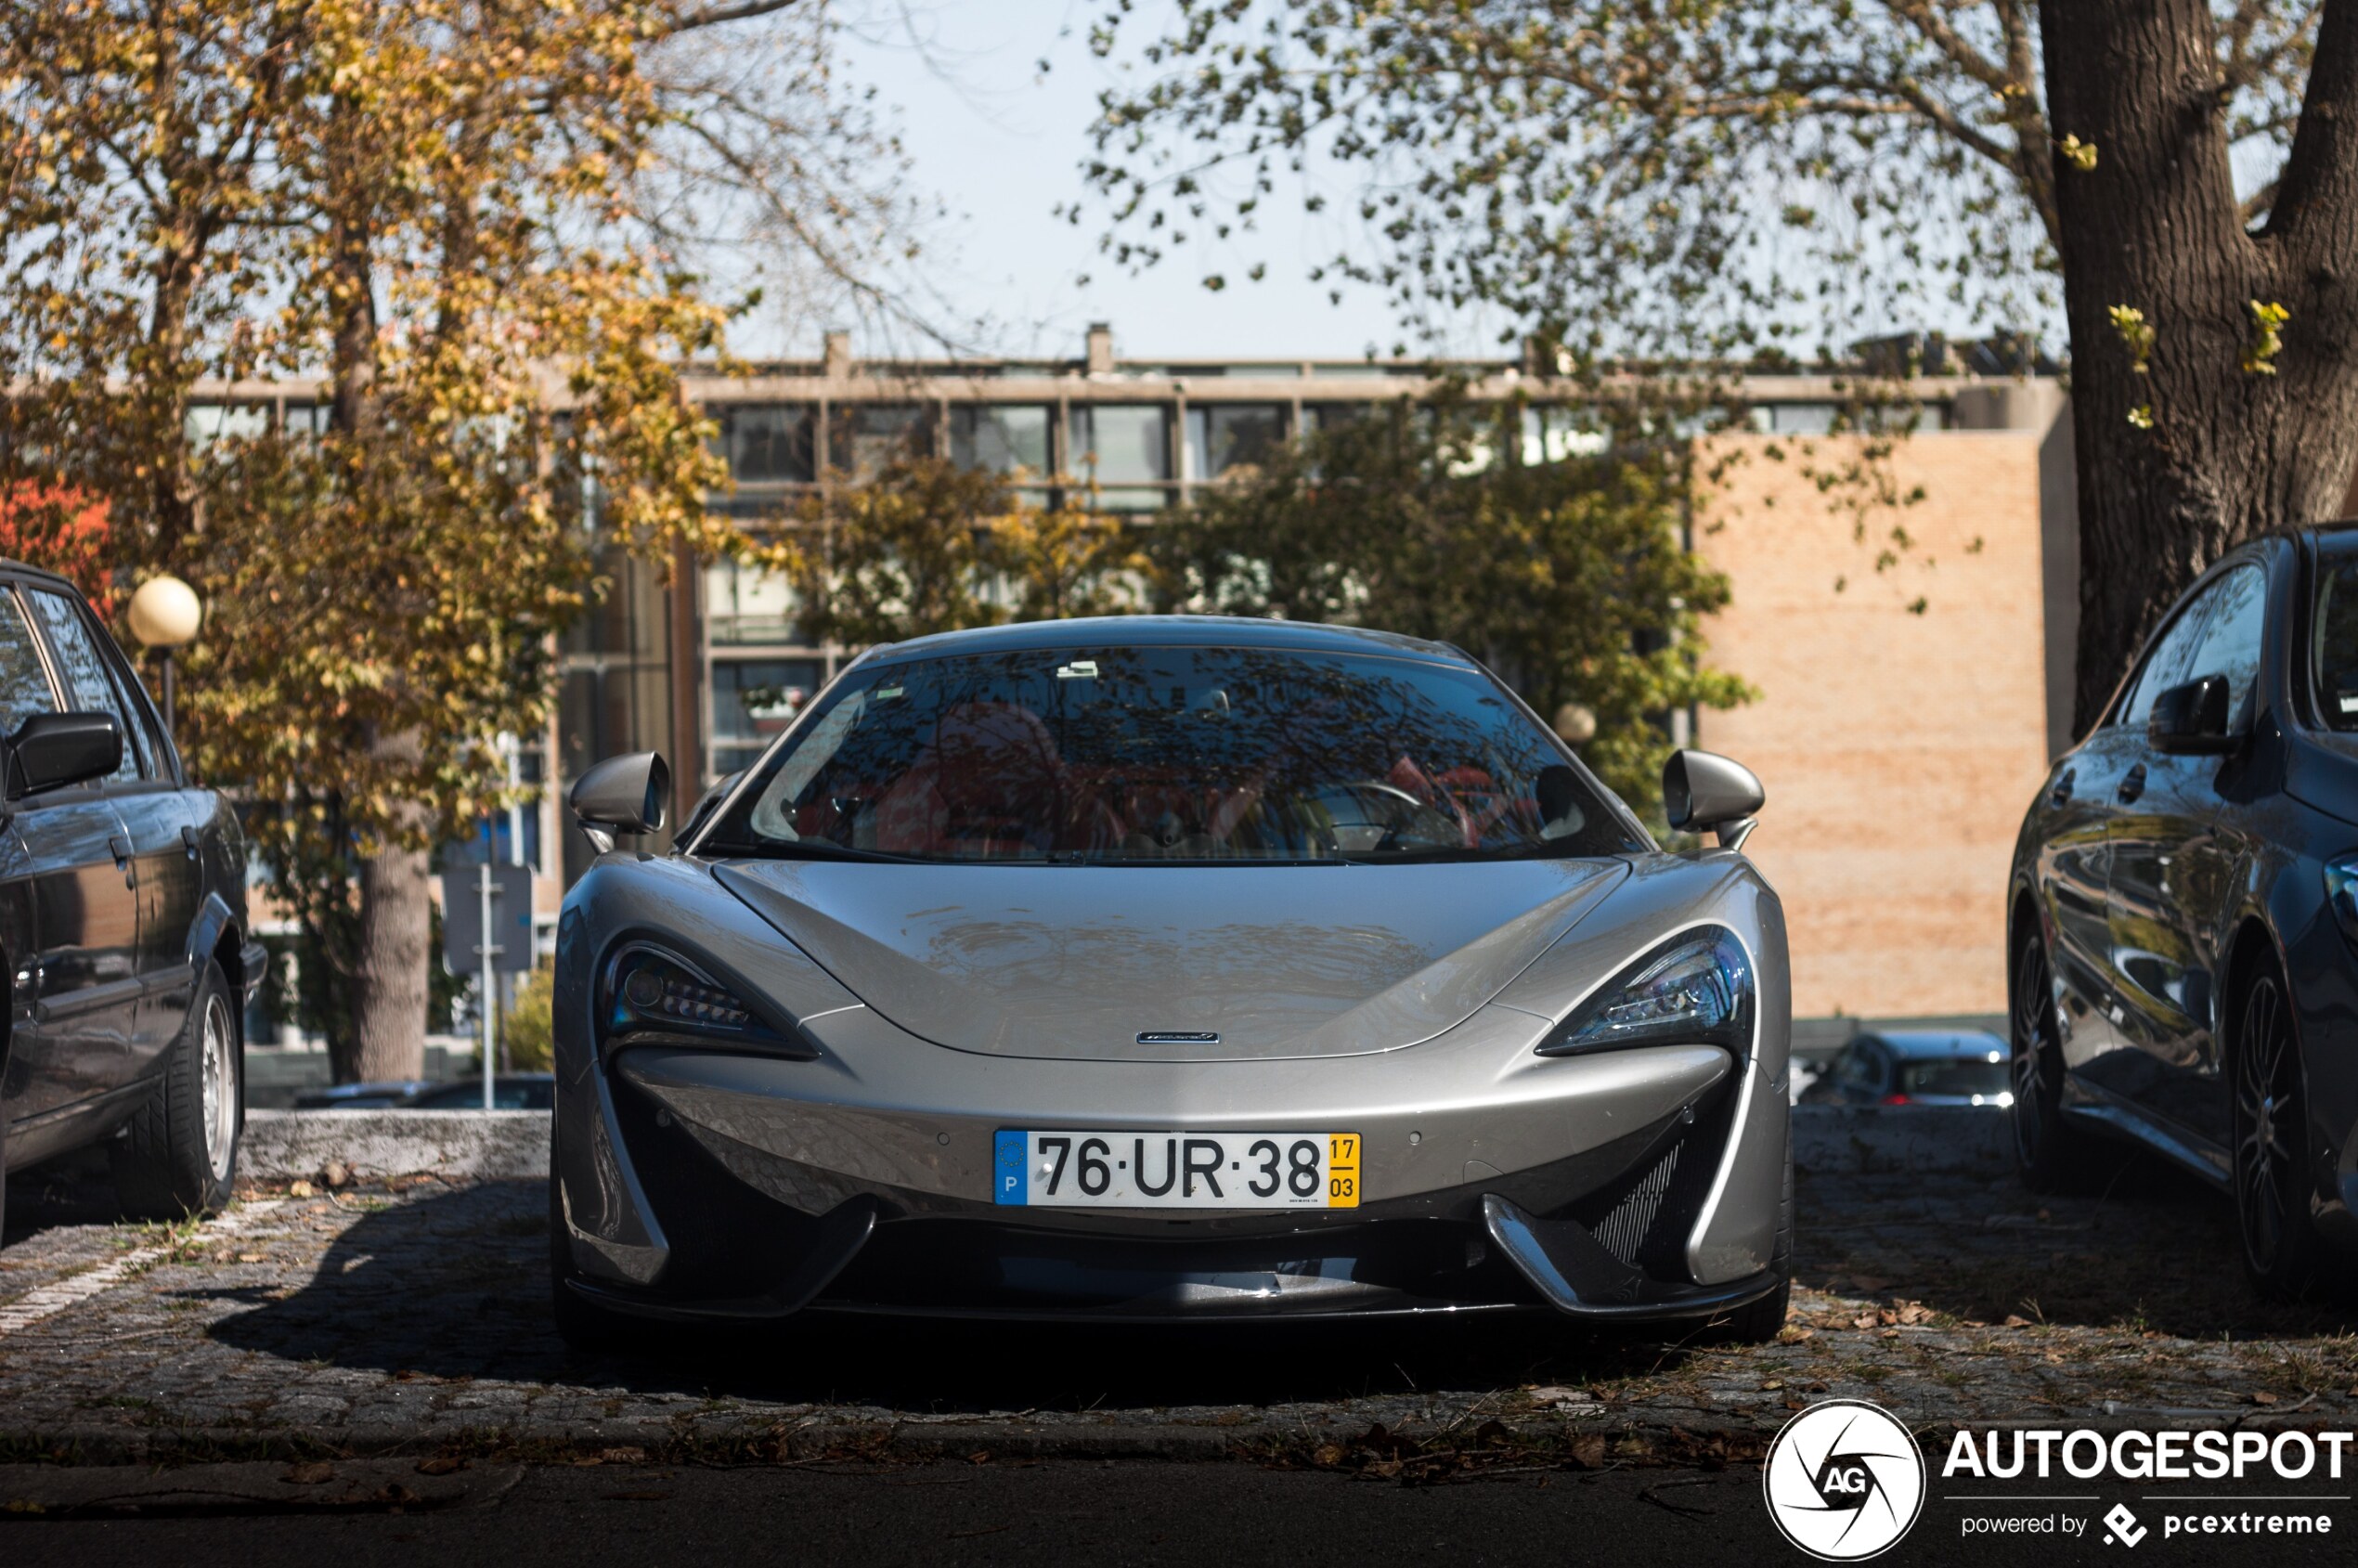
[1691, 433, 2053, 1018]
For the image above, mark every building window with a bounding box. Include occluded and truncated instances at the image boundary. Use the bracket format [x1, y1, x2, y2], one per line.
[1755, 403, 1836, 435]
[1302, 403, 1375, 436]
[1068, 406, 1168, 483]
[717, 405, 815, 484]
[1521, 406, 1609, 464]
[1068, 406, 1169, 511]
[712, 658, 824, 776]
[282, 402, 333, 440]
[705, 560, 800, 646]
[832, 404, 929, 480]
[950, 405, 1052, 476]
[1184, 405, 1286, 480]
[185, 403, 271, 446]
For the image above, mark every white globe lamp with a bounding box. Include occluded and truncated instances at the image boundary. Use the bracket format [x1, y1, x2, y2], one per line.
[126, 575, 202, 732]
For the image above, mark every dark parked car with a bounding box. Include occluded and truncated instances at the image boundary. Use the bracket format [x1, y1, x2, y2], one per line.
[404, 1074, 554, 1111]
[1800, 1030, 2011, 1108]
[0, 564, 263, 1238]
[2011, 524, 2358, 1297]
[294, 1080, 431, 1110]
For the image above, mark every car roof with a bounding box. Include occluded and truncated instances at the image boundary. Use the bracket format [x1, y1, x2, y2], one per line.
[862, 615, 1474, 667]
[1857, 1030, 2006, 1057]
[0, 559, 86, 594]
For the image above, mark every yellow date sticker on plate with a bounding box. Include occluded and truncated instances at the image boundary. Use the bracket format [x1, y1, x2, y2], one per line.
[1327, 1133, 1360, 1208]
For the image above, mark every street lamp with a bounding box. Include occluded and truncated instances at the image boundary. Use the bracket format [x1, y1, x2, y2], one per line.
[126, 575, 201, 733]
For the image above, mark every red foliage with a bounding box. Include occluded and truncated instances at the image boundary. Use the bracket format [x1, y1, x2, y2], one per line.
[0, 483, 118, 617]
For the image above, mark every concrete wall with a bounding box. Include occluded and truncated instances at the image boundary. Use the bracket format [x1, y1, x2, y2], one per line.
[1692, 431, 2054, 1018]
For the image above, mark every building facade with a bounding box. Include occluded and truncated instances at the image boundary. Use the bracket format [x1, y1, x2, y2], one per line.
[191, 325, 2075, 1022]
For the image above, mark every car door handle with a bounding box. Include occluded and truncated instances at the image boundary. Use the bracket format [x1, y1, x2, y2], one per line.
[2049, 768, 2075, 807]
[2117, 764, 2147, 805]
[108, 832, 135, 888]
[181, 824, 201, 860]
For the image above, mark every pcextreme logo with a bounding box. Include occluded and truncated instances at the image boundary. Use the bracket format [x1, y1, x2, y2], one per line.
[1762, 1399, 1927, 1561]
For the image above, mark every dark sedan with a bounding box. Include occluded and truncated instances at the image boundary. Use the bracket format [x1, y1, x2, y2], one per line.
[2010, 524, 2358, 1298]
[0, 564, 264, 1238]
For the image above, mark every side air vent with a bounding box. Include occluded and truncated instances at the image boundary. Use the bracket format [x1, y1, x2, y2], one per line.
[1592, 1144, 1681, 1268]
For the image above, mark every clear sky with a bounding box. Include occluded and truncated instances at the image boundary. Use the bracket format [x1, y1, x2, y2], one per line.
[825, 0, 1500, 364]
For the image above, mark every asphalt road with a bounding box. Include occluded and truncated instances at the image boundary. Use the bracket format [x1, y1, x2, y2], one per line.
[1, 1458, 2349, 1567]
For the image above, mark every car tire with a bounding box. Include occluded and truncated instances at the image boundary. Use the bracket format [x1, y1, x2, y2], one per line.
[2231, 956, 2329, 1302]
[110, 960, 240, 1220]
[2009, 928, 2102, 1192]
[548, 1144, 634, 1354]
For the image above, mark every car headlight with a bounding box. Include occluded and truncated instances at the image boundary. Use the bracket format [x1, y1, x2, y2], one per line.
[601, 942, 817, 1059]
[1536, 927, 1753, 1056]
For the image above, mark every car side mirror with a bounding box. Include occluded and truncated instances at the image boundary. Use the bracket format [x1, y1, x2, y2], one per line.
[2148, 675, 2236, 755]
[1663, 748, 1765, 852]
[569, 750, 668, 853]
[6, 711, 122, 799]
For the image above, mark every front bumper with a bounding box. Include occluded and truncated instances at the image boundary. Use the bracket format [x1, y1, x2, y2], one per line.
[551, 852, 1794, 1324]
[559, 1007, 1782, 1323]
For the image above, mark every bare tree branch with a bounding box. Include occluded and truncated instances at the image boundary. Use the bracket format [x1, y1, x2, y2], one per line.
[665, 0, 799, 36]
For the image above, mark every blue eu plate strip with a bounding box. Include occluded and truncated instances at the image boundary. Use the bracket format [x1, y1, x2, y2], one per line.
[993, 1130, 1027, 1205]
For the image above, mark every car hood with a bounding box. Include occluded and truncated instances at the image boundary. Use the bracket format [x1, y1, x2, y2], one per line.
[712, 858, 1630, 1061]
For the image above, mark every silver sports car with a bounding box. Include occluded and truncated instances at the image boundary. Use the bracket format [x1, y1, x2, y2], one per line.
[549, 617, 1793, 1343]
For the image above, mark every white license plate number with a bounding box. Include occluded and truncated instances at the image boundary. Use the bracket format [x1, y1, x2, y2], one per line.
[992, 1131, 1361, 1210]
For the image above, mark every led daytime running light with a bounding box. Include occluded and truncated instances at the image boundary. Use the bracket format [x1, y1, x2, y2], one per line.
[1538, 927, 1753, 1056]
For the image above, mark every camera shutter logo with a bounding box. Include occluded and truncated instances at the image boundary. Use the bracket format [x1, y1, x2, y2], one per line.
[1761, 1399, 1925, 1561]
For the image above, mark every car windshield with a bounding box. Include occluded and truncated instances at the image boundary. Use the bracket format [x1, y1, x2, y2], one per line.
[2314, 543, 2358, 729]
[699, 643, 1639, 864]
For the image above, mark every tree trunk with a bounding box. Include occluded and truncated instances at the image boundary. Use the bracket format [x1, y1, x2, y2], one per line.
[2042, 0, 2358, 735]
[347, 841, 432, 1081]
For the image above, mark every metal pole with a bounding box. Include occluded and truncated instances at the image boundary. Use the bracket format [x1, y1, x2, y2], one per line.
[161, 652, 175, 735]
[479, 861, 497, 1110]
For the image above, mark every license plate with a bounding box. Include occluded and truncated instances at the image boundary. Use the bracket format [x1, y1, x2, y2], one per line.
[993, 1130, 1361, 1210]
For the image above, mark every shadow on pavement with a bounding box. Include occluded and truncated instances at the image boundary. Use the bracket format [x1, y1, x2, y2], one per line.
[196, 1180, 1717, 1412]
[2, 1146, 135, 1244]
[1792, 1140, 2358, 1341]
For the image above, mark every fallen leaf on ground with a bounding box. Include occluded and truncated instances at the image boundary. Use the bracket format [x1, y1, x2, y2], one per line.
[282, 1462, 334, 1485]
[288, 1181, 315, 1199]
[416, 1458, 465, 1476]
[2250, 1392, 2279, 1406]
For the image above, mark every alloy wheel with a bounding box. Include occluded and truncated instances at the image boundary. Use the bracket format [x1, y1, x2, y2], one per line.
[2234, 973, 2301, 1278]
[200, 991, 238, 1184]
[2010, 935, 2059, 1165]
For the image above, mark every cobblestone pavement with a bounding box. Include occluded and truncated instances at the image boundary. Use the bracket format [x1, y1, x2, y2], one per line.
[3, 1143, 2356, 1471]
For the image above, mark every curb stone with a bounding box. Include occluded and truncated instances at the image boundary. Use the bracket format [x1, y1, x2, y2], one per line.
[239, 1104, 2008, 1182]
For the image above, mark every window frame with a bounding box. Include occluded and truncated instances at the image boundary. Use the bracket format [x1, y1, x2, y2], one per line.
[18, 581, 183, 789]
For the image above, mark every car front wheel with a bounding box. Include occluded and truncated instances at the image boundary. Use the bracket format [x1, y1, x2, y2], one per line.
[2232, 959, 2326, 1301]
[2010, 928, 2100, 1191]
